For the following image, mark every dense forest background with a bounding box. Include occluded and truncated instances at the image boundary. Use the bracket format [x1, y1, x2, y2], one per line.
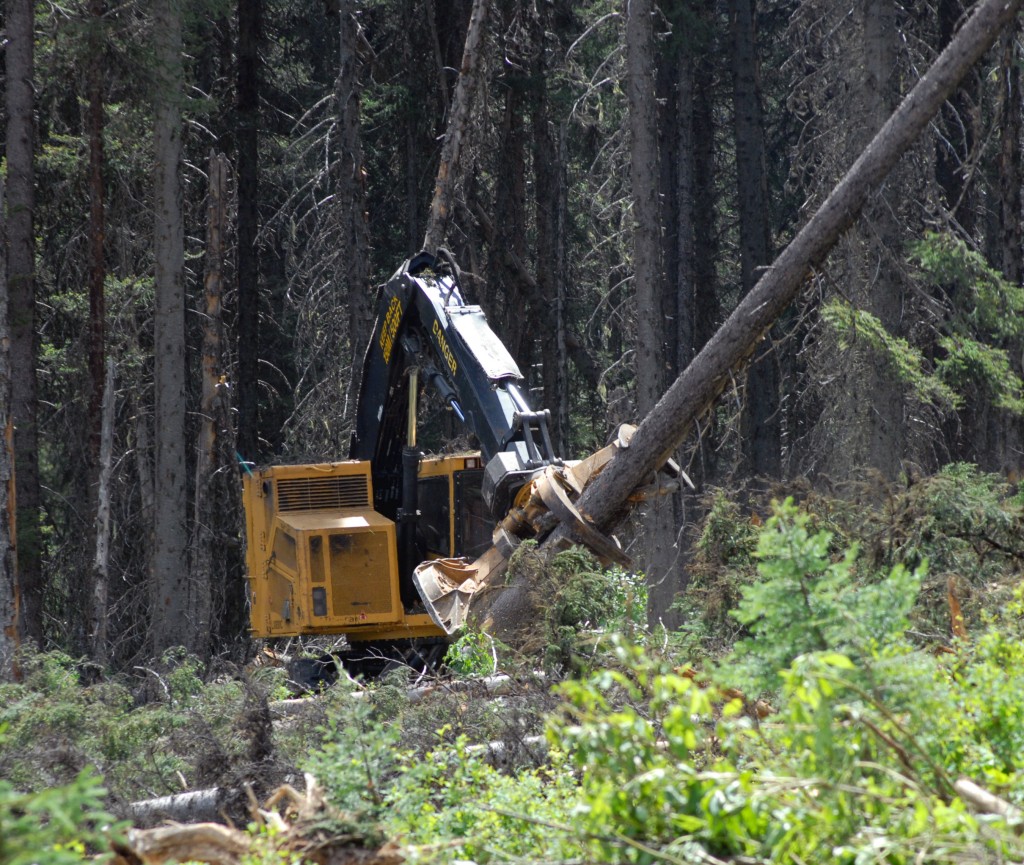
[1, 0, 1023, 672]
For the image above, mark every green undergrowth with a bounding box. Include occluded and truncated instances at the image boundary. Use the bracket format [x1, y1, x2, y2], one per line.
[680, 463, 1024, 660]
[0, 648, 324, 807]
[7, 465, 1024, 862]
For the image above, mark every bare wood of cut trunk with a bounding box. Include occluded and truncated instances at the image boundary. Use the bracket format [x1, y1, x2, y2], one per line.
[475, 0, 1023, 634]
[421, 0, 490, 255]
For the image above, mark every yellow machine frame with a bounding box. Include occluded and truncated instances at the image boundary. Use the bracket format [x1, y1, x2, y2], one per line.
[243, 455, 483, 643]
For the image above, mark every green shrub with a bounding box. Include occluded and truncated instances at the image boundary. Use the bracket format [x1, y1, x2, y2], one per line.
[384, 732, 579, 863]
[726, 497, 923, 696]
[443, 631, 498, 677]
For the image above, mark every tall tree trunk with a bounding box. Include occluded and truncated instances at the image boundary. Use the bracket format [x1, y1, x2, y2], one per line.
[192, 152, 229, 661]
[338, 0, 372, 415]
[423, 0, 490, 254]
[979, 20, 1024, 474]
[6, 0, 42, 648]
[998, 23, 1021, 284]
[626, 0, 679, 620]
[88, 0, 107, 469]
[151, 0, 190, 656]
[936, 0, 976, 234]
[87, 0, 109, 661]
[689, 2, 723, 482]
[403, 0, 421, 255]
[490, 85, 530, 361]
[235, 0, 261, 462]
[730, 0, 781, 478]
[0, 176, 18, 678]
[819, 0, 905, 479]
[91, 359, 115, 664]
[530, 1, 570, 454]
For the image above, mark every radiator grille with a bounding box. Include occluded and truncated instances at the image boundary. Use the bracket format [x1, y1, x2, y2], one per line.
[276, 475, 370, 511]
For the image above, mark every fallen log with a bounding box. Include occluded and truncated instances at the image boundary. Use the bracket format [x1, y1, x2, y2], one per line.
[113, 823, 249, 865]
[954, 777, 1024, 824]
[126, 727, 548, 826]
[127, 788, 228, 827]
[269, 673, 536, 717]
[118, 775, 404, 865]
[472, 0, 1024, 638]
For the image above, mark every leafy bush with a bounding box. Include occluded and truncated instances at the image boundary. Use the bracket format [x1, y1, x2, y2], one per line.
[541, 506, 1024, 864]
[727, 497, 922, 695]
[508, 541, 648, 670]
[385, 733, 579, 863]
[443, 631, 498, 678]
[302, 687, 400, 825]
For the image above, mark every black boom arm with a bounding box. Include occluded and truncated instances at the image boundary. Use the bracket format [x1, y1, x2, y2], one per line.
[349, 251, 559, 520]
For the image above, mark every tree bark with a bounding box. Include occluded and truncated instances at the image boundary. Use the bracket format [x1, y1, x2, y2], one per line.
[0, 176, 18, 679]
[730, 0, 781, 478]
[87, 0, 109, 662]
[627, 0, 665, 421]
[936, 0, 976, 234]
[151, 0, 190, 656]
[192, 152, 228, 661]
[687, 1, 722, 483]
[87, 0, 107, 467]
[235, 0, 261, 463]
[91, 359, 115, 663]
[998, 22, 1021, 284]
[422, 0, 490, 254]
[338, 0, 373, 414]
[6, 0, 42, 647]
[530, 2, 572, 454]
[626, 0, 679, 621]
[489, 77, 529, 361]
[476, 0, 1022, 634]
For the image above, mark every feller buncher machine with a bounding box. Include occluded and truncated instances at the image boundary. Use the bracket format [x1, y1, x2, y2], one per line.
[242, 249, 676, 677]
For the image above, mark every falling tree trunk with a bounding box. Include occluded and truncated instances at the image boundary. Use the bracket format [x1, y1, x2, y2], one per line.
[235, 0, 261, 463]
[6, 0, 42, 648]
[475, 0, 1023, 636]
[151, 0, 190, 656]
[0, 177, 18, 679]
[422, 0, 489, 254]
[730, 0, 781, 478]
